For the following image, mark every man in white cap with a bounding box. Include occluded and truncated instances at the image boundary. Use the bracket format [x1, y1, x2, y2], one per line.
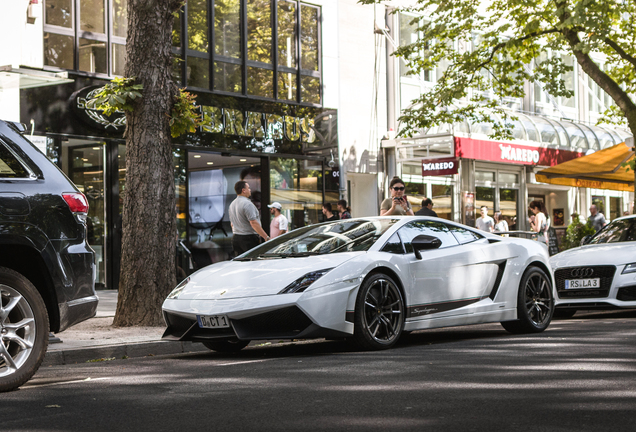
[268, 202, 288, 238]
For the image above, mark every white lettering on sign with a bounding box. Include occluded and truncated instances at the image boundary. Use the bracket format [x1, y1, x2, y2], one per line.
[423, 161, 455, 172]
[499, 144, 540, 164]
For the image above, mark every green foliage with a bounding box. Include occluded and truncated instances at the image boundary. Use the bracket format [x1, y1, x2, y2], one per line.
[169, 90, 202, 138]
[88, 77, 143, 116]
[358, 0, 636, 139]
[89, 78, 202, 138]
[560, 213, 596, 250]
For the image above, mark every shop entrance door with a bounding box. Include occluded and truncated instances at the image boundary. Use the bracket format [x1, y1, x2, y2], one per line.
[474, 166, 522, 232]
[68, 142, 107, 288]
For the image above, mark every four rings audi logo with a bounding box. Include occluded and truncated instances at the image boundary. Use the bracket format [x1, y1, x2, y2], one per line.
[571, 268, 594, 277]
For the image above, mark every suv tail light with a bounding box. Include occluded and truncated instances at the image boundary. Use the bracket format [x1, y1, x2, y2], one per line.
[63, 193, 89, 214]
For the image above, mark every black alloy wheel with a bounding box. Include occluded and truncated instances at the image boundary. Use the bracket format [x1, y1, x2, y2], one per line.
[501, 266, 554, 334]
[202, 338, 250, 353]
[0, 267, 49, 392]
[353, 273, 405, 350]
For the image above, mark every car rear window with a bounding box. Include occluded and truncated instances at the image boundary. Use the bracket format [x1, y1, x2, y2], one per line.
[0, 141, 30, 178]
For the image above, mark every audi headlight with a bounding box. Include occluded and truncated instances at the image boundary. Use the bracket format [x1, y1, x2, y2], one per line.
[167, 277, 190, 299]
[622, 263, 636, 275]
[278, 268, 334, 294]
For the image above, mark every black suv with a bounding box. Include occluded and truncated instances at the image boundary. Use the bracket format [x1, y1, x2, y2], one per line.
[0, 120, 97, 391]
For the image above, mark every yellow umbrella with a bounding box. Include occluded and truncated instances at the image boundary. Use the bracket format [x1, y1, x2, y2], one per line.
[535, 142, 634, 192]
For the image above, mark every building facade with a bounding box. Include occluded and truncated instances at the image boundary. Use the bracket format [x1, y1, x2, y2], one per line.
[2, 0, 345, 289]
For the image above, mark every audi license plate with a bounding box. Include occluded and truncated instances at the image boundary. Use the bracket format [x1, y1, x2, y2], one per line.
[565, 278, 600, 289]
[197, 314, 230, 328]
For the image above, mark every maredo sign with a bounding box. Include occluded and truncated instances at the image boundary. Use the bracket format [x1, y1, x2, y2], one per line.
[422, 157, 459, 176]
[454, 137, 584, 166]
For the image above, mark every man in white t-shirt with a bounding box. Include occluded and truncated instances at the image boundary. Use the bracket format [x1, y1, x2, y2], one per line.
[476, 205, 495, 232]
[268, 202, 289, 238]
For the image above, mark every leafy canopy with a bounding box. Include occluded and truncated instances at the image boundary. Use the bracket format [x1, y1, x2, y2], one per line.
[360, 0, 636, 141]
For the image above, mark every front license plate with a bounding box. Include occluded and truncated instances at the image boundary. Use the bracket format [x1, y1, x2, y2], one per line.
[565, 278, 600, 289]
[197, 314, 230, 328]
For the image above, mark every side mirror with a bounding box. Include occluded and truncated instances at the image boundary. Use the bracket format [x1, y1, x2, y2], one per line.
[580, 235, 592, 246]
[412, 234, 442, 259]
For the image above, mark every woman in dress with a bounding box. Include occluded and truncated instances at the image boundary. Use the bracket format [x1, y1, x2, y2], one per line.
[528, 200, 549, 245]
[380, 176, 414, 216]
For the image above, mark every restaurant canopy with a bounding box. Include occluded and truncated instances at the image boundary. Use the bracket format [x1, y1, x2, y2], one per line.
[535, 142, 635, 192]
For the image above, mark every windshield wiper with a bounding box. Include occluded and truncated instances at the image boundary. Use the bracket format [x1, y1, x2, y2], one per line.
[288, 251, 322, 257]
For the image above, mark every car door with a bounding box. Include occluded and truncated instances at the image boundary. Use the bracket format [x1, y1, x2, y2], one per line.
[398, 220, 499, 319]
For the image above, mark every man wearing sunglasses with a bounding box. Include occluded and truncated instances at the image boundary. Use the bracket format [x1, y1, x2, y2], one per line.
[380, 176, 414, 216]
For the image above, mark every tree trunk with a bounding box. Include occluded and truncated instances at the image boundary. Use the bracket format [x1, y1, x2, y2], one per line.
[113, 0, 181, 326]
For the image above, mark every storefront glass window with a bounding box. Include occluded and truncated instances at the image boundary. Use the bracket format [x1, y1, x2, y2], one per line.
[278, 72, 297, 101]
[187, 152, 262, 269]
[499, 188, 518, 230]
[278, 1, 297, 69]
[301, 5, 319, 71]
[112, 0, 127, 38]
[247, 67, 273, 97]
[592, 196, 605, 216]
[609, 196, 621, 221]
[476, 186, 494, 215]
[475, 171, 495, 182]
[79, 38, 107, 74]
[68, 142, 106, 289]
[301, 75, 321, 105]
[80, 0, 105, 33]
[432, 184, 453, 220]
[247, 0, 272, 64]
[215, 0, 241, 58]
[214, 62, 242, 92]
[45, 0, 74, 28]
[112, 43, 126, 76]
[270, 158, 323, 228]
[188, 0, 209, 53]
[44, 33, 75, 69]
[188, 56, 210, 89]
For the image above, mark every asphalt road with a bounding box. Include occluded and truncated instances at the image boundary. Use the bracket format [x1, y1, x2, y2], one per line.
[4, 310, 636, 432]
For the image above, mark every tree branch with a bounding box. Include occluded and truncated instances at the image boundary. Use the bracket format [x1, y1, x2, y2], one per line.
[603, 37, 636, 69]
[474, 28, 560, 70]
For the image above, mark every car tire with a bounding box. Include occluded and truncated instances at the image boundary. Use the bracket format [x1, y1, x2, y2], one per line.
[553, 309, 577, 319]
[352, 273, 405, 350]
[0, 267, 49, 392]
[501, 266, 554, 334]
[202, 338, 250, 353]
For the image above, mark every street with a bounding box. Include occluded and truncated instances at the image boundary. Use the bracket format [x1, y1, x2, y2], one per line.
[3, 310, 636, 432]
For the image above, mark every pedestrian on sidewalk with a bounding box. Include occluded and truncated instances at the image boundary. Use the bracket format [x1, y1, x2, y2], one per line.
[380, 176, 414, 216]
[337, 200, 351, 219]
[268, 201, 288, 238]
[229, 181, 269, 256]
[476, 206, 495, 232]
[415, 198, 437, 217]
[322, 203, 338, 221]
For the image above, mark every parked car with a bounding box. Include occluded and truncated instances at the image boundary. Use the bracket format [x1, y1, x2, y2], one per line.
[163, 217, 555, 352]
[0, 120, 97, 392]
[550, 214, 636, 318]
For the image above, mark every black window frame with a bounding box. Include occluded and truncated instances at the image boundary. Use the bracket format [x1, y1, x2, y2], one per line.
[174, 0, 322, 106]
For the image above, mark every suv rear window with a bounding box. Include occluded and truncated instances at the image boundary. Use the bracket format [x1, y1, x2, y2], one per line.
[0, 141, 29, 178]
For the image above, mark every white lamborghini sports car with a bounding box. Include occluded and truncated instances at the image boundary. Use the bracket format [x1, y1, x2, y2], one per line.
[162, 217, 556, 352]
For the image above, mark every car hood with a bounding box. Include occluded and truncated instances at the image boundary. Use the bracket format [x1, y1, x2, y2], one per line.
[550, 242, 636, 268]
[177, 252, 364, 300]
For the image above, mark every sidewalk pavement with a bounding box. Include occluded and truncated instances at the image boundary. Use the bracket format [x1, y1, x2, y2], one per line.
[43, 290, 208, 366]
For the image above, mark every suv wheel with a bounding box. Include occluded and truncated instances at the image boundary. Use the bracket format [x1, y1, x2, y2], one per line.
[0, 267, 49, 392]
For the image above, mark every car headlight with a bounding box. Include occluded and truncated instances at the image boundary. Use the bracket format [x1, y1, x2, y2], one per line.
[622, 263, 636, 275]
[167, 277, 190, 299]
[278, 268, 334, 294]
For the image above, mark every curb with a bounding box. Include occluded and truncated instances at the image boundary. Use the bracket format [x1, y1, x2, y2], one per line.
[43, 340, 210, 366]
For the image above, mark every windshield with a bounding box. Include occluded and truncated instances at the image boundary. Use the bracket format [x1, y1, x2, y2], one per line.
[588, 218, 636, 244]
[237, 219, 399, 260]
